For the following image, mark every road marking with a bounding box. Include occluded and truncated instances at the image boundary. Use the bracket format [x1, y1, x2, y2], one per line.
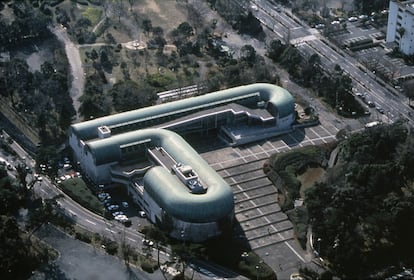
[105, 228, 116, 234]
[85, 219, 96, 225]
[68, 209, 76, 215]
[127, 237, 136, 242]
[285, 241, 306, 263]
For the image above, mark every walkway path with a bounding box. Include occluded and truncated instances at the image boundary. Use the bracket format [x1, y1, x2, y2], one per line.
[50, 26, 84, 123]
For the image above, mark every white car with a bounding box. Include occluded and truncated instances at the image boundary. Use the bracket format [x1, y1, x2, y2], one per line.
[114, 214, 128, 222]
[139, 211, 146, 218]
[142, 239, 154, 246]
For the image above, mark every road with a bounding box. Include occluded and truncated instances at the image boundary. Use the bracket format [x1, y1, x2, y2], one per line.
[251, 0, 414, 126]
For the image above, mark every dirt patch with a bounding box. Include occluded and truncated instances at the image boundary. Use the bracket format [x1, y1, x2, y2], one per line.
[144, 0, 161, 14]
[298, 167, 325, 197]
[133, 0, 187, 34]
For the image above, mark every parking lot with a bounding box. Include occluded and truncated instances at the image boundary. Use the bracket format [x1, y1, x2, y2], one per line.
[330, 18, 414, 81]
[200, 123, 338, 278]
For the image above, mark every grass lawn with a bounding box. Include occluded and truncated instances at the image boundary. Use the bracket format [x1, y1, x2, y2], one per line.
[81, 6, 102, 26]
[60, 177, 103, 215]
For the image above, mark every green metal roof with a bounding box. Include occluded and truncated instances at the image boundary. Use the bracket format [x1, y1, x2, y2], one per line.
[86, 129, 234, 222]
[71, 83, 295, 140]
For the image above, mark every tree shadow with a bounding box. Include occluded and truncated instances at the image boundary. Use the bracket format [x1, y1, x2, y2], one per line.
[125, 265, 141, 280]
[37, 262, 70, 280]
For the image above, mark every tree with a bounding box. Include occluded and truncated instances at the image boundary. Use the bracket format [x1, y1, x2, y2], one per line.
[266, 39, 286, 62]
[127, 0, 136, 11]
[240, 45, 256, 65]
[142, 19, 153, 35]
[175, 22, 193, 38]
[110, 80, 156, 112]
[402, 79, 414, 106]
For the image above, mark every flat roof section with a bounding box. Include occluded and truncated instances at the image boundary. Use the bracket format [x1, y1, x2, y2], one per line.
[71, 83, 295, 141]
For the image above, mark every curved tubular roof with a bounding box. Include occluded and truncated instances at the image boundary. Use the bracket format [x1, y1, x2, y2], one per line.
[71, 83, 295, 140]
[86, 128, 234, 222]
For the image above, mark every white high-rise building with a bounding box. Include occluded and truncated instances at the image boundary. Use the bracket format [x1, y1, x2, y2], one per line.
[387, 0, 414, 55]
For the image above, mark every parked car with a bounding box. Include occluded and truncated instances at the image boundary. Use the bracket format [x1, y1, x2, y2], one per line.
[139, 211, 146, 218]
[114, 214, 128, 220]
[121, 201, 129, 208]
[112, 211, 124, 217]
[104, 199, 112, 207]
[107, 205, 120, 211]
[98, 192, 110, 201]
[376, 106, 385, 114]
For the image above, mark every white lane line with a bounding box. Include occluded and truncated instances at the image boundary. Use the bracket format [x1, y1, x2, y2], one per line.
[85, 219, 96, 225]
[68, 209, 76, 215]
[285, 241, 306, 263]
[127, 237, 136, 242]
[105, 228, 116, 234]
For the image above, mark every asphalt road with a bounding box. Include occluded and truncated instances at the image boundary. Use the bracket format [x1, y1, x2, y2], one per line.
[251, 0, 414, 126]
[31, 224, 161, 280]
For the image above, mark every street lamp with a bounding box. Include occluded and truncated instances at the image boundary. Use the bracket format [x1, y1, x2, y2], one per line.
[317, 238, 322, 256]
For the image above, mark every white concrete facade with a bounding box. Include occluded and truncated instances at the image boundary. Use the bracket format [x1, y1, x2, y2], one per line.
[387, 0, 414, 55]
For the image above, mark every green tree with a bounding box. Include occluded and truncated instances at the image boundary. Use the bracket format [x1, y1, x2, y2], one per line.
[266, 39, 286, 62]
[240, 44, 256, 65]
[110, 80, 156, 112]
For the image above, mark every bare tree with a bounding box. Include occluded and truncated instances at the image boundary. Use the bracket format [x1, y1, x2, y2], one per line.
[127, 0, 136, 11]
[403, 79, 414, 106]
[112, 0, 125, 23]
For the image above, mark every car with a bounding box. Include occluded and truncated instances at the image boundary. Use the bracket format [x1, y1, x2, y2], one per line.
[114, 214, 128, 221]
[121, 201, 129, 208]
[290, 273, 304, 280]
[355, 92, 365, 99]
[348, 16, 358, 22]
[376, 106, 385, 114]
[367, 100, 375, 107]
[139, 211, 146, 218]
[315, 23, 325, 29]
[142, 239, 154, 246]
[107, 205, 120, 211]
[114, 214, 128, 220]
[115, 215, 130, 226]
[112, 211, 125, 217]
[98, 192, 110, 201]
[37, 176, 43, 181]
